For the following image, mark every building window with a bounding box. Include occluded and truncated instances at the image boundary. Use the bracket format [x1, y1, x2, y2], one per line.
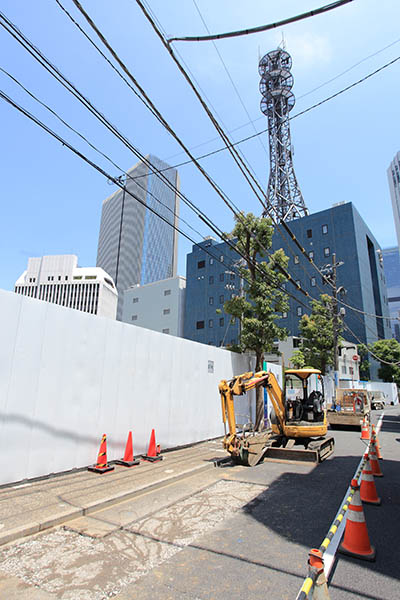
[164, 289, 171, 296]
[209, 319, 213, 328]
[294, 255, 299, 264]
[162, 328, 170, 334]
[322, 224, 328, 234]
[219, 294, 224, 304]
[311, 277, 316, 287]
[196, 320, 205, 329]
[324, 247, 330, 257]
[85, 275, 97, 280]
[209, 275, 214, 284]
[163, 308, 170, 315]
[220, 255, 224, 263]
[209, 258, 214, 265]
[65, 276, 68, 281]
[219, 317, 224, 327]
[297, 307, 302, 316]
[131, 315, 138, 321]
[197, 260, 205, 269]
[309, 251, 314, 260]
[58, 275, 61, 281]
[73, 276, 82, 280]
[282, 312, 287, 318]
[219, 273, 224, 282]
[209, 297, 214, 305]
[230, 273, 235, 280]
[307, 229, 312, 238]
[132, 297, 139, 303]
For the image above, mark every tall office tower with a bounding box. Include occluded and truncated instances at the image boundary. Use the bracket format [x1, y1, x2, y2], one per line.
[382, 246, 400, 341]
[259, 48, 308, 221]
[183, 202, 391, 379]
[387, 151, 400, 249]
[96, 155, 180, 319]
[14, 255, 118, 319]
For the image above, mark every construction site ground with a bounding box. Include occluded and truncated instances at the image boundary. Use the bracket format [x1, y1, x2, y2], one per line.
[0, 407, 399, 600]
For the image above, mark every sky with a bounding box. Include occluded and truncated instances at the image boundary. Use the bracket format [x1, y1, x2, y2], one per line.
[0, 0, 399, 291]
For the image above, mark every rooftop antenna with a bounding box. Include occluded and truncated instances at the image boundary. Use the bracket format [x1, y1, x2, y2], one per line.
[279, 31, 286, 50]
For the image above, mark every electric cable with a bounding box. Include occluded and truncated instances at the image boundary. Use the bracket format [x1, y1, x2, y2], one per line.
[162, 34, 400, 164]
[0, 88, 306, 309]
[52, 2, 310, 297]
[167, 0, 354, 43]
[191, 0, 269, 158]
[343, 322, 400, 367]
[5, 8, 390, 331]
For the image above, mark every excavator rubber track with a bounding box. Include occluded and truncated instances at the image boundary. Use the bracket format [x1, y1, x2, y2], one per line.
[232, 434, 335, 466]
[263, 435, 335, 464]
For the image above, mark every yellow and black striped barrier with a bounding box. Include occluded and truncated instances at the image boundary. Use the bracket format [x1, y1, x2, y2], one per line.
[295, 455, 367, 600]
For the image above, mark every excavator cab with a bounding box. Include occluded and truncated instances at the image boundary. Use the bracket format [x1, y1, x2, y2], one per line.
[284, 369, 325, 425]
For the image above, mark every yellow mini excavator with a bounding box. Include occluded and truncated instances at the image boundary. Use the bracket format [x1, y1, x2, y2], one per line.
[218, 369, 335, 466]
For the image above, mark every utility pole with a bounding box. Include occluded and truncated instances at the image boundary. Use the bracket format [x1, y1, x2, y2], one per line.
[332, 253, 339, 375]
[321, 254, 345, 384]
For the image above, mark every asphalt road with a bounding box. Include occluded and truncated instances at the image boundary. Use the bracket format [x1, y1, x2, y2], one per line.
[0, 407, 398, 600]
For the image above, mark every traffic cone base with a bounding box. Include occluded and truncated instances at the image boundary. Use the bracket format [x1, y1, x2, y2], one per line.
[115, 431, 140, 467]
[88, 434, 115, 474]
[360, 456, 381, 505]
[339, 539, 376, 562]
[338, 479, 376, 562]
[143, 429, 163, 462]
[88, 464, 115, 473]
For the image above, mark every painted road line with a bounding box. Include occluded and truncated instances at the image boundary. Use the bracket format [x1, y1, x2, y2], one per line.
[323, 412, 384, 578]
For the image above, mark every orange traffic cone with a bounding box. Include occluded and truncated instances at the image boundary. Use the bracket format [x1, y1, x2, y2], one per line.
[88, 434, 115, 474]
[143, 429, 163, 462]
[369, 439, 383, 477]
[338, 479, 375, 561]
[360, 453, 381, 505]
[115, 431, 140, 467]
[371, 425, 383, 460]
[360, 417, 370, 441]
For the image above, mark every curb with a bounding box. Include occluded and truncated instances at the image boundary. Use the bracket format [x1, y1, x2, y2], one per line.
[0, 461, 213, 547]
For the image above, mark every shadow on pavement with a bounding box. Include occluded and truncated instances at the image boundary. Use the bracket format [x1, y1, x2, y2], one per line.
[240, 453, 400, 595]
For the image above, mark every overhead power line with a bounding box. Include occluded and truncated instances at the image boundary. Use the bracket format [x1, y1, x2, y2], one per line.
[57, 1, 309, 297]
[52, 3, 399, 325]
[167, 0, 354, 43]
[343, 322, 400, 367]
[0, 88, 311, 308]
[127, 53, 400, 181]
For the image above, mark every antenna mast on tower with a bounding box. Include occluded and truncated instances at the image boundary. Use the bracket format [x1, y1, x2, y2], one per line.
[259, 48, 308, 222]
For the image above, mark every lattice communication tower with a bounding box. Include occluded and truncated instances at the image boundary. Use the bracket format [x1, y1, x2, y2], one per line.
[259, 48, 308, 222]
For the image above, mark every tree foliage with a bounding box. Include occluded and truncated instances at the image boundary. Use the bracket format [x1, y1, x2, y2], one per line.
[357, 343, 370, 381]
[290, 294, 340, 375]
[223, 212, 289, 429]
[369, 338, 400, 385]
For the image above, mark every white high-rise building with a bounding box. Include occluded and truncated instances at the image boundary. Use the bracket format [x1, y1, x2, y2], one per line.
[387, 151, 400, 248]
[14, 255, 118, 319]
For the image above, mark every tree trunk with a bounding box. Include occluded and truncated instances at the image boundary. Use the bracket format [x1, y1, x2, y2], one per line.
[254, 351, 264, 431]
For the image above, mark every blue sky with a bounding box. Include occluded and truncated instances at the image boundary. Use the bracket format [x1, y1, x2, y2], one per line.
[1, 0, 399, 291]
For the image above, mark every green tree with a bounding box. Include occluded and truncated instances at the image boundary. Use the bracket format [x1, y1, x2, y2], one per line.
[223, 212, 289, 430]
[369, 338, 400, 385]
[290, 349, 306, 369]
[290, 294, 340, 375]
[357, 343, 370, 381]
